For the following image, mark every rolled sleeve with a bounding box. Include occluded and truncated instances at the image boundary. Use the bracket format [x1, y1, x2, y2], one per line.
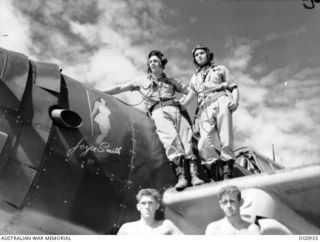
[188, 75, 197, 94]
[170, 78, 189, 94]
[221, 65, 237, 90]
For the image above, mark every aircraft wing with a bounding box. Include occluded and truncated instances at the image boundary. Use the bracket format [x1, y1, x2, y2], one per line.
[163, 163, 320, 234]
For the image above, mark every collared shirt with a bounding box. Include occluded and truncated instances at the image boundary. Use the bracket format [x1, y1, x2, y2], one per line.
[189, 65, 237, 104]
[132, 73, 188, 109]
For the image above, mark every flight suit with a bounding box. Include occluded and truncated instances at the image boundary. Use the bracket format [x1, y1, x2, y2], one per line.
[132, 73, 204, 189]
[189, 65, 237, 168]
[132, 73, 195, 163]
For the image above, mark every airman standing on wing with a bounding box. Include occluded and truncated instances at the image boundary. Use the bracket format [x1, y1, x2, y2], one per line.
[105, 50, 204, 190]
[180, 45, 239, 181]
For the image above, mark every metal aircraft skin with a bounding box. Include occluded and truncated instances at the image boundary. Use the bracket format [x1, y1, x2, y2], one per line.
[0, 46, 176, 234]
[0, 47, 319, 235]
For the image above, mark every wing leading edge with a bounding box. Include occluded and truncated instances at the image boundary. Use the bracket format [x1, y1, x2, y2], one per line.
[163, 163, 320, 234]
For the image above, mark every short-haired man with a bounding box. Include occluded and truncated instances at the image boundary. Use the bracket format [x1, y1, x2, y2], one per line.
[205, 185, 261, 235]
[117, 188, 183, 235]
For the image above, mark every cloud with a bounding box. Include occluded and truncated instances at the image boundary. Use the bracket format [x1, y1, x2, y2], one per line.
[222, 36, 320, 168]
[265, 27, 306, 42]
[4, 0, 179, 76]
[223, 37, 260, 72]
[241, 80, 319, 167]
[190, 16, 198, 25]
[0, 0, 31, 54]
[252, 64, 265, 75]
[235, 101, 320, 167]
[2, 0, 190, 111]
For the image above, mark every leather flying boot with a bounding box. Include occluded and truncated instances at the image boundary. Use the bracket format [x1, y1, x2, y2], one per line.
[174, 156, 188, 191]
[209, 162, 218, 182]
[216, 160, 224, 181]
[222, 160, 235, 180]
[189, 159, 205, 186]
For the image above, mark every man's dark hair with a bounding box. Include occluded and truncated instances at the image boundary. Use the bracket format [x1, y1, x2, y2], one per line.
[218, 185, 242, 201]
[147, 50, 168, 73]
[192, 44, 214, 68]
[136, 188, 161, 203]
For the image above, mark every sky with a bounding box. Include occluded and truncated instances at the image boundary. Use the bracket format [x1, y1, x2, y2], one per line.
[0, 0, 319, 168]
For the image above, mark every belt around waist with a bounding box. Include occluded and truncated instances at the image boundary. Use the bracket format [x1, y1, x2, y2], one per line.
[199, 91, 227, 109]
[150, 99, 179, 113]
